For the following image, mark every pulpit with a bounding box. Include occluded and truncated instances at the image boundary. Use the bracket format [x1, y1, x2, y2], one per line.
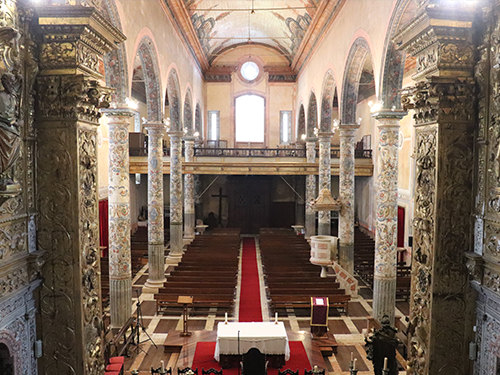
[310, 297, 329, 337]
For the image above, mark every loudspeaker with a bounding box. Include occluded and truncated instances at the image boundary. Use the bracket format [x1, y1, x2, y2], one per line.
[408, 236, 413, 248]
[34, 340, 42, 358]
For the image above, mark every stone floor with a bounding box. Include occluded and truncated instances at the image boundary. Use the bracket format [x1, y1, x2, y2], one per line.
[118, 239, 409, 375]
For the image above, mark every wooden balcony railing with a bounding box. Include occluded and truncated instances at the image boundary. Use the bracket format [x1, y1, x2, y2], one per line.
[129, 146, 372, 159]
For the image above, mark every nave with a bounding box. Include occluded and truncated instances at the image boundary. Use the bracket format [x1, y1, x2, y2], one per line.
[108, 230, 409, 375]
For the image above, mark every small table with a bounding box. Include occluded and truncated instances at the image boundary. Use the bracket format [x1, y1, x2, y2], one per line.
[215, 322, 290, 368]
[178, 296, 193, 337]
[196, 225, 209, 235]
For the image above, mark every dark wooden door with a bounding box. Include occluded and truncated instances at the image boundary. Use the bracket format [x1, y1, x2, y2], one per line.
[228, 176, 271, 234]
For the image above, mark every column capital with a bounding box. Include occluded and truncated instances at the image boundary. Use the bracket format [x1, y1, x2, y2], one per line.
[339, 124, 360, 134]
[101, 107, 135, 125]
[371, 109, 407, 121]
[183, 136, 196, 142]
[318, 131, 334, 141]
[144, 121, 166, 132]
[305, 137, 318, 143]
[36, 5, 126, 78]
[168, 130, 184, 138]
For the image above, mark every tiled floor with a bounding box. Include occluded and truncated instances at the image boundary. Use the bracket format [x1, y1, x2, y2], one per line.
[120, 241, 409, 375]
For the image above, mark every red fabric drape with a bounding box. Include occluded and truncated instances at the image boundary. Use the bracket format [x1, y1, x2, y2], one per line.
[99, 199, 109, 256]
[397, 206, 405, 248]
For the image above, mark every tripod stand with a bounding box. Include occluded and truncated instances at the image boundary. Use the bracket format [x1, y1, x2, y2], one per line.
[132, 288, 157, 354]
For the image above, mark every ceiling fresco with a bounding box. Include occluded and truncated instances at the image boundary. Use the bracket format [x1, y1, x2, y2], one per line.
[183, 0, 320, 63]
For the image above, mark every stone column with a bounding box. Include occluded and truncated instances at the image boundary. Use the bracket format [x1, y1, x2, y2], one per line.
[305, 138, 317, 239]
[184, 136, 195, 240]
[338, 124, 359, 274]
[371, 111, 405, 325]
[144, 122, 166, 288]
[395, 2, 476, 373]
[168, 131, 184, 261]
[36, 6, 125, 374]
[318, 131, 333, 235]
[103, 107, 134, 327]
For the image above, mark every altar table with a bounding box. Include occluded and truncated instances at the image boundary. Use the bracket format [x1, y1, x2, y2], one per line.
[214, 322, 290, 365]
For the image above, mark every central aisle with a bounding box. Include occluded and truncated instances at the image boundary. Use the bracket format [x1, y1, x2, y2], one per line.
[238, 237, 263, 322]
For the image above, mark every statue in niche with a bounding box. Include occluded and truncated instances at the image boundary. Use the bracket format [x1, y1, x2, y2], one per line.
[0, 71, 22, 194]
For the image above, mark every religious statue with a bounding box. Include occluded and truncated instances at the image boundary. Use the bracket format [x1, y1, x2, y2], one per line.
[365, 315, 400, 375]
[0, 71, 22, 193]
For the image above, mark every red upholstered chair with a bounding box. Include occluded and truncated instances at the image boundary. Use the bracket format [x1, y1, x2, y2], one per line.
[109, 356, 125, 365]
[106, 364, 123, 371]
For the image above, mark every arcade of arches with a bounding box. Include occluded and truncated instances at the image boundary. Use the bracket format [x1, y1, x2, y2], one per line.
[0, 0, 498, 374]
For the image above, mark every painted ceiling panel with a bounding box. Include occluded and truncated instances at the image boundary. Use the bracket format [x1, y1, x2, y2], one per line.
[184, 0, 320, 63]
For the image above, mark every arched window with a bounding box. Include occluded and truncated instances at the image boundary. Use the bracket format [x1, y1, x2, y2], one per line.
[235, 94, 265, 143]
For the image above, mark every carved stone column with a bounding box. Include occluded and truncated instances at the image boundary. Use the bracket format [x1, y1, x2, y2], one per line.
[184, 136, 195, 240]
[305, 138, 317, 239]
[144, 122, 166, 288]
[371, 111, 405, 325]
[35, 6, 125, 375]
[318, 131, 333, 235]
[338, 124, 359, 274]
[395, 3, 476, 373]
[102, 107, 133, 327]
[168, 131, 183, 261]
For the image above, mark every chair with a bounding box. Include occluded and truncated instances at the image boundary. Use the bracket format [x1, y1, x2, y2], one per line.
[202, 368, 222, 375]
[278, 370, 298, 375]
[151, 367, 172, 374]
[178, 367, 198, 375]
[241, 348, 267, 375]
[304, 368, 325, 375]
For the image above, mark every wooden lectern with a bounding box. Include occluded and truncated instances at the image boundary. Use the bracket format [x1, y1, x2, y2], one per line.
[310, 297, 329, 337]
[178, 296, 193, 337]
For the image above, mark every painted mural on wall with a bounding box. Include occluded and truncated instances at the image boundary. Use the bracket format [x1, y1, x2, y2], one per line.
[183, 0, 320, 62]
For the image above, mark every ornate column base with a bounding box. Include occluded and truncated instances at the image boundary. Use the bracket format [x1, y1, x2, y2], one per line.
[184, 212, 196, 240]
[372, 277, 397, 325]
[168, 222, 184, 260]
[305, 212, 315, 239]
[109, 278, 133, 328]
[146, 242, 166, 286]
[338, 243, 354, 275]
[318, 222, 330, 236]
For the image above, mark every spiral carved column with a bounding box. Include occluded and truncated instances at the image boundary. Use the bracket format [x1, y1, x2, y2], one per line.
[338, 124, 359, 274]
[144, 122, 166, 288]
[305, 139, 317, 239]
[318, 131, 333, 235]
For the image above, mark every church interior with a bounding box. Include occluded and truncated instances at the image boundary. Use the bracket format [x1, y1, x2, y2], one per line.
[0, 0, 498, 374]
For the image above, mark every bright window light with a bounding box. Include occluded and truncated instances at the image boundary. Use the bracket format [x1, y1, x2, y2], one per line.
[241, 61, 259, 81]
[235, 95, 264, 143]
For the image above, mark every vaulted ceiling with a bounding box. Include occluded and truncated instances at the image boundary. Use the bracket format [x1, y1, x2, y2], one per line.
[165, 0, 345, 74]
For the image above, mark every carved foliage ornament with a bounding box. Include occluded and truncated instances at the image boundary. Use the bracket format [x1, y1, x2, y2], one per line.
[401, 78, 475, 125]
[37, 75, 112, 123]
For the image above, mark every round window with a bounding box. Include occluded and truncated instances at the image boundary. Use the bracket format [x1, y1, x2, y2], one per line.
[240, 61, 260, 81]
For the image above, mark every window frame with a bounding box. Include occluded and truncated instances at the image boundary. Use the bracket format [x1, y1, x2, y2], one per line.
[207, 110, 220, 141]
[234, 93, 266, 146]
[279, 110, 292, 145]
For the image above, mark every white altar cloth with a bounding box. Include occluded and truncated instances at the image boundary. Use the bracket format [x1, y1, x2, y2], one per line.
[214, 322, 290, 361]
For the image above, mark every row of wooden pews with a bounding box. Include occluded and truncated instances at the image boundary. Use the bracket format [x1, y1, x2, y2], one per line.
[155, 230, 241, 315]
[259, 228, 350, 315]
[353, 227, 411, 300]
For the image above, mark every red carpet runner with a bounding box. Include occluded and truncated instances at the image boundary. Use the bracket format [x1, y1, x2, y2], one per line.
[191, 342, 311, 374]
[238, 237, 262, 322]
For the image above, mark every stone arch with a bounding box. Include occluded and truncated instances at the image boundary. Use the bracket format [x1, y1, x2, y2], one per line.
[167, 69, 182, 131]
[0, 331, 21, 375]
[379, 0, 415, 110]
[183, 88, 193, 135]
[320, 70, 338, 132]
[341, 37, 373, 124]
[135, 36, 162, 121]
[194, 102, 202, 139]
[297, 103, 306, 140]
[100, 0, 129, 103]
[307, 92, 318, 137]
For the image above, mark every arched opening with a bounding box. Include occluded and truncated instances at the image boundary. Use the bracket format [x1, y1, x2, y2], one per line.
[297, 104, 306, 141]
[307, 92, 318, 138]
[0, 343, 14, 375]
[167, 69, 182, 132]
[184, 89, 193, 136]
[235, 94, 265, 144]
[194, 103, 202, 140]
